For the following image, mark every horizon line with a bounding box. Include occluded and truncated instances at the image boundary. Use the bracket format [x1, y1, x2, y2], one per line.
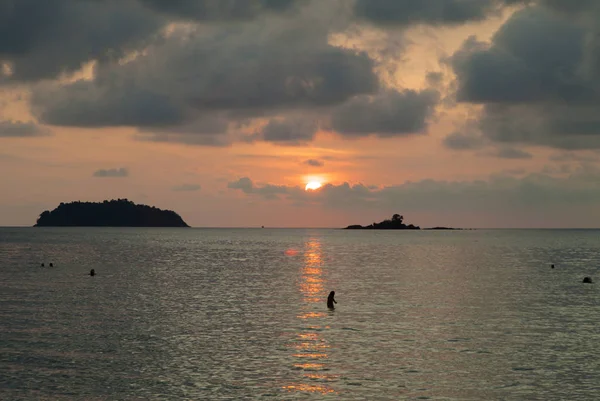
[2, 226, 600, 230]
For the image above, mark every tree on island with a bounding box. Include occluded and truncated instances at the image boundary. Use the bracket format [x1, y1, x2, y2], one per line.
[35, 199, 189, 227]
[345, 214, 420, 230]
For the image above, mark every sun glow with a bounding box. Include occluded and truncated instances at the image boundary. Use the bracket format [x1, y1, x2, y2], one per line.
[305, 181, 322, 191]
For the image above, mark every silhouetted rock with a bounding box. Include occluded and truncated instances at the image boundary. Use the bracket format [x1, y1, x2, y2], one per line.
[344, 214, 420, 230]
[34, 199, 189, 227]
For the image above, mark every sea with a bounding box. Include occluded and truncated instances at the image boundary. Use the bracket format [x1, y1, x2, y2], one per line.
[1, 227, 600, 400]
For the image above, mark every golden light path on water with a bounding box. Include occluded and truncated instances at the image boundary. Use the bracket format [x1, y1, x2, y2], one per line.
[282, 237, 340, 395]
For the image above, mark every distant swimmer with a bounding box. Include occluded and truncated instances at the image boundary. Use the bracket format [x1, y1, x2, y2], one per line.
[583, 276, 592, 283]
[327, 291, 337, 309]
[90, 269, 95, 277]
[41, 263, 44, 267]
[49, 263, 53, 267]
[551, 264, 555, 269]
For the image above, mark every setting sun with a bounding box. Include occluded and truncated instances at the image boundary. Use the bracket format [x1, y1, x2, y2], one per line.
[305, 181, 323, 191]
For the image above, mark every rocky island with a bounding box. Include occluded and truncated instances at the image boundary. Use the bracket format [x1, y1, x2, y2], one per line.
[345, 214, 420, 230]
[34, 199, 189, 227]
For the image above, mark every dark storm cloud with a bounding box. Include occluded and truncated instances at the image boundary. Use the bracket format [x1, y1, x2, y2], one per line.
[0, 120, 50, 137]
[135, 115, 232, 146]
[448, 4, 600, 150]
[449, 9, 587, 104]
[304, 159, 324, 167]
[493, 147, 533, 159]
[139, 0, 303, 21]
[93, 167, 129, 178]
[260, 118, 317, 145]
[0, 0, 309, 83]
[0, 0, 161, 82]
[443, 131, 485, 150]
[352, 0, 522, 27]
[478, 103, 600, 150]
[330, 89, 439, 137]
[33, 81, 185, 127]
[540, 0, 597, 14]
[32, 17, 379, 133]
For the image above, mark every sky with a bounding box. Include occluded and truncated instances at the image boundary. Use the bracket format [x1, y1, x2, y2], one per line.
[2, 0, 600, 228]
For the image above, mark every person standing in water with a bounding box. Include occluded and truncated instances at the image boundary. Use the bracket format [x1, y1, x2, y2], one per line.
[327, 291, 337, 309]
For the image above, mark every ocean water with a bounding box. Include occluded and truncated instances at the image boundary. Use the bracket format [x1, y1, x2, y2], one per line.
[1, 228, 600, 400]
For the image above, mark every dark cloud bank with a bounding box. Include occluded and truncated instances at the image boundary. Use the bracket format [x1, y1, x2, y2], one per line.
[0, 120, 50, 137]
[3, 0, 599, 152]
[445, 0, 600, 150]
[1, 0, 470, 146]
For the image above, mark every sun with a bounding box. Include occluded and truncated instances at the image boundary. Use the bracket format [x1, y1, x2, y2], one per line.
[305, 181, 322, 191]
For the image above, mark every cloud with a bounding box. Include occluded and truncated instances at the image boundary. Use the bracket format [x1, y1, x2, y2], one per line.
[329, 89, 439, 137]
[0, 0, 308, 83]
[33, 81, 185, 127]
[139, 0, 304, 21]
[226, 168, 600, 226]
[449, 9, 587, 104]
[93, 168, 129, 178]
[304, 159, 324, 167]
[447, 4, 600, 150]
[0, 120, 50, 137]
[259, 117, 318, 145]
[0, 0, 161, 82]
[172, 184, 201, 191]
[227, 177, 254, 194]
[352, 0, 520, 27]
[443, 131, 485, 150]
[31, 10, 379, 136]
[549, 151, 600, 163]
[493, 147, 533, 159]
[135, 115, 232, 146]
[228, 177, 288, 199]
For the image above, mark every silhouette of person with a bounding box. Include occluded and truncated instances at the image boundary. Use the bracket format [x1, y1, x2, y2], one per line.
[41, 263, 44, 267]
[49, 263, 53, 267]
[90, 269, 95, 277]
[327, 291, 337, 309]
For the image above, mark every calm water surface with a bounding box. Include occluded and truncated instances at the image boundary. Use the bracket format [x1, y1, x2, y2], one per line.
[1, 228, 600, 400]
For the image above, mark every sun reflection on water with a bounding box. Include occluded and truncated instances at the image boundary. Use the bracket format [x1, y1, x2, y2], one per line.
[283, 237, 338, 395]
[282, 383, 335, 394]
[293, 363, 324, 370]
[297, 312, 326, 319]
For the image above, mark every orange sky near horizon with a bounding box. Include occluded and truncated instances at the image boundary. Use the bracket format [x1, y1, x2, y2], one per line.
[2, 1, 600, 228]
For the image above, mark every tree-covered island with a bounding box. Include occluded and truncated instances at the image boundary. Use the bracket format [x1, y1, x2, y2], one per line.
[345, 214, 420, 230]
[34, 199, 189, 227]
